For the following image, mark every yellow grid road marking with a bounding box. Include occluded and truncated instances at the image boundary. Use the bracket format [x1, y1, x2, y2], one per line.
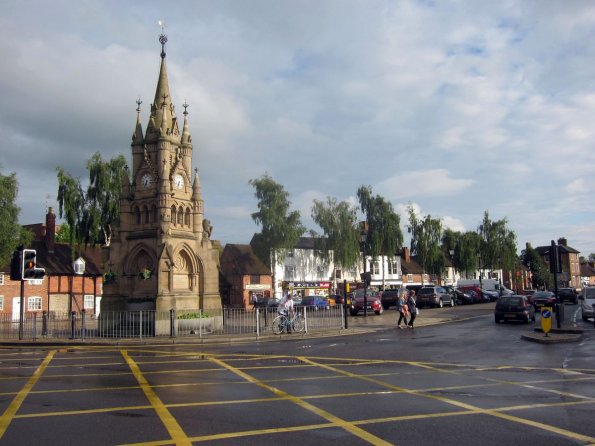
[299, 356, 595, 444]
[208, 355, 393, 446]
[0, 349, 55, 439]
[121, 350, 191, 446]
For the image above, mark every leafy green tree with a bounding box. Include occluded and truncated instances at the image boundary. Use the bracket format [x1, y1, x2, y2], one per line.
[477, 211, 517, 276]
[457, 231, 481, 277]
[311, 197, 360, 271]
[407, 204, 443, 279]
[0, 167, 32, 265]
[521, 245, 552, 289]
[86, 153, 127, 246]
[57, 152, 128, 253]
[249, 173, 305, 271]
[357, 186, 403, 287]
[55, 222, 71, 243]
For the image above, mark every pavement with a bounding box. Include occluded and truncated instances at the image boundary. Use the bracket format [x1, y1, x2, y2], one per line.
[0, 305, 589, 346]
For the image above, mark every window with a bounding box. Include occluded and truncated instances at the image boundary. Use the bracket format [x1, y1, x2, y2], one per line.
[185, 208, 191, 226]
[284, 265, 295, 280]
[407, 274, 413, 283]
[178, 208, 183, 225]
[171, 206, 177, 225]
[286, 251, 294, 258]
[387, 259, 398, 275]
[0, 273, 4, 285]
[84, 295, 95, 309]
[144, 206, 150, 224]
[316, 266, 326, 278]
[0, 296, 3, 310]
[135, 206, 141, 224]
[27, 296, 42, 311]
[372, 261, 380, 275]
[250, 275, 260, 285]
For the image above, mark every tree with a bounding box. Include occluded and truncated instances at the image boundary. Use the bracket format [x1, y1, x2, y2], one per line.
[521, 245, 552, 289]
[357, 186, 403, 288]
[457, 231, 481, 277]
[0, 167, 33, 266]
[477, 211, 517, 277]
[55, 222, 71, 243]
[311, 197, 360, 271]
[57, 152, 128, 253]
[407, 204, 443, 279]
[86, 153, 127, 246]
[249, 173, 305, 271]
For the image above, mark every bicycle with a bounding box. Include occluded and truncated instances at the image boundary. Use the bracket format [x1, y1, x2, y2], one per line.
[272, 311, 305, 334]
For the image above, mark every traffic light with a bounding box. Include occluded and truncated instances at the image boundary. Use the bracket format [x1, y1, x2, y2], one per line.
[21, 249, 45, 280]
[345, 283, 351, 293]
[549, 242, 562, 274]
[10, 250, 22, 280]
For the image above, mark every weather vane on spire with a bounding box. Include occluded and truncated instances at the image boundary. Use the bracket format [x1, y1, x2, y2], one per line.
[136, 96, 142, 113]
[158, 20, 167, 59]
[183, 99, 189, 116]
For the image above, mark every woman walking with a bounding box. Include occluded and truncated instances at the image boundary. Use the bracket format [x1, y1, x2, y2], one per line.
[407, 290, 418, 328]
[396, 288, 409, 329]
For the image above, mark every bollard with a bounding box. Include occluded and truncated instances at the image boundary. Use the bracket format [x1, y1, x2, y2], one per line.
[81, 309, 86, 340]
[170, 309, 175, 337]
[70, 311, 76, 339]
[42, 311, 48, 336]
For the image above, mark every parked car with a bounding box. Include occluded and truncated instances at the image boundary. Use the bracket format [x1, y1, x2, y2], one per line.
[579, 287, 595, 322]
[457, 286, 485, 304]
[482, 290, 499, 302]
[531, 290, 556, 310]
[416, 286, 455, 308]
[454, 287, 475, 305]
[329, 294, 345, 305]
[349, 290, 383, 315]
[300, 295, 331, 310]
[380, 289, 401, 310]
[557, 288, 578, 304]
[494, 295, 535, 324]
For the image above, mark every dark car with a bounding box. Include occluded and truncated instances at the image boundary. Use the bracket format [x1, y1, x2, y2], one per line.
[453, 287, 475, 305]
[494, 295, 535, 323]
[457, 286, 484, 304]
[557, 288, 578, 304]
[349, 290, 383, 315]
[380, 289, 402, 310]
[416, 286, 455, 308]
[330, 294, 345, 305]
[531, 290, 556, 309]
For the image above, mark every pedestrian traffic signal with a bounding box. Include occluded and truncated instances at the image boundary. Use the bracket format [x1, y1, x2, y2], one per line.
[10, 250, 22, 280]
[21, 249, 45, 280]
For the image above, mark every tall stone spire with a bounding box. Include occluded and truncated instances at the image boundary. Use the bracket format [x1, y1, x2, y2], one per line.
[146, 29, 177, 140]
[181, 100, 192, 145]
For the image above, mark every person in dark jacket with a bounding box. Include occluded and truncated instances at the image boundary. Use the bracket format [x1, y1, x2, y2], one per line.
[396, 288, 409, 329]
[407, 290, 417, 328]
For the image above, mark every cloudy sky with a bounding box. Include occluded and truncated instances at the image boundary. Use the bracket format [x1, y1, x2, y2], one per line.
[2, 0, 595, 256]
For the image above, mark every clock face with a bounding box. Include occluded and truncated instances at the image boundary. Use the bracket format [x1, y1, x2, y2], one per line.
[141, 174, 152, 188]
[174, 174, 184, 189]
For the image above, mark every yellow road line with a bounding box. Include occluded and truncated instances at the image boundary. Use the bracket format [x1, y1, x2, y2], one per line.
[121, 350, 191, 446]
[0, 349, 55, 439]
[300, 356, 595, 444]
[208, 355, 393, 446]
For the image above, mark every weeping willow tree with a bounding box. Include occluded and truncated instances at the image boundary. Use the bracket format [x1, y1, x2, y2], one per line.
[356, 186, 403, 287]
[56, 152, 127, 254]
[311, 197, 360, 273]
[407, 204, 444, 282]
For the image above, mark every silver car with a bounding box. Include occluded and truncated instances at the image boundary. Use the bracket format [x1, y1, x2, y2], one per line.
[579, 287, 595, 322]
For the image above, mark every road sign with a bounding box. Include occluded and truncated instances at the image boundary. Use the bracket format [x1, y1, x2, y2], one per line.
[541, 307, 552, 336]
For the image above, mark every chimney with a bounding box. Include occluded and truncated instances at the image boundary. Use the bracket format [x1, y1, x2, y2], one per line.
[557, 237, 567, 247]
[402, 246, 410, 263]
[45, 207, 56, 253]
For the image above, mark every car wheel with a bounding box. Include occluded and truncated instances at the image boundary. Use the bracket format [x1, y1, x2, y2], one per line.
[582, 312, 589, 322]
[382, 304, 389, 310]
[450, 298, 455, 307]
[494, 315, 500, 323]
[438, 299, 444, 308]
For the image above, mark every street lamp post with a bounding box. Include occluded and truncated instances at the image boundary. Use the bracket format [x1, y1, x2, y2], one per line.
[360, 223, 369, 317]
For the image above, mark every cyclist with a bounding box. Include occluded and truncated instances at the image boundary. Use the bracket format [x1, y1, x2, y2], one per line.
[278, 292, 295, 333]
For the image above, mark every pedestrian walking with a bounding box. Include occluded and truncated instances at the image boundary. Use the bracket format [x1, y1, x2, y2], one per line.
[396, 288, 409, 329]
[407, 290, 418, 328]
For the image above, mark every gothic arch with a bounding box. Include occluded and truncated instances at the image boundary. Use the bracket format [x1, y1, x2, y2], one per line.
[124, 244, 157, 277]
[171, 243, 204, 292]
[134, 206, 141, 225]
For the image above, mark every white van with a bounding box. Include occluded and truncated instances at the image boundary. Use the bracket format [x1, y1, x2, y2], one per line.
[456, 279, 501, 292]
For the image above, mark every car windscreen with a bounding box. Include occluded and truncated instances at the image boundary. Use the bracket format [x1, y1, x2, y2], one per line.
[585, 288, 595, 299]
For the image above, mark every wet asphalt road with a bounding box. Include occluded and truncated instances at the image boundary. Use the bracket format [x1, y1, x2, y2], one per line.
[0, 303, 593, 446]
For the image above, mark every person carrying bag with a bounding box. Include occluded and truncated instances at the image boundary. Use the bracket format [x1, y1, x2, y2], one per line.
[396, 288, 409, 329]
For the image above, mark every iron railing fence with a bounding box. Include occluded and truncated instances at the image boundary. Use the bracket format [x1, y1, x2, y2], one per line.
[0, 305, 346, 341]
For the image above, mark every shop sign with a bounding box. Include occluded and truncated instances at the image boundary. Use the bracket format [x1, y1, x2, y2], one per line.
[246, 284, 271, 291]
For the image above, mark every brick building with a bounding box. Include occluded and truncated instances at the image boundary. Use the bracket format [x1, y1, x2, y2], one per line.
[0, 208, 103, 319]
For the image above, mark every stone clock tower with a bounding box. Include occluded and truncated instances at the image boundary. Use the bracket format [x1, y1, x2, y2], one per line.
[102, 32, 221, 313]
